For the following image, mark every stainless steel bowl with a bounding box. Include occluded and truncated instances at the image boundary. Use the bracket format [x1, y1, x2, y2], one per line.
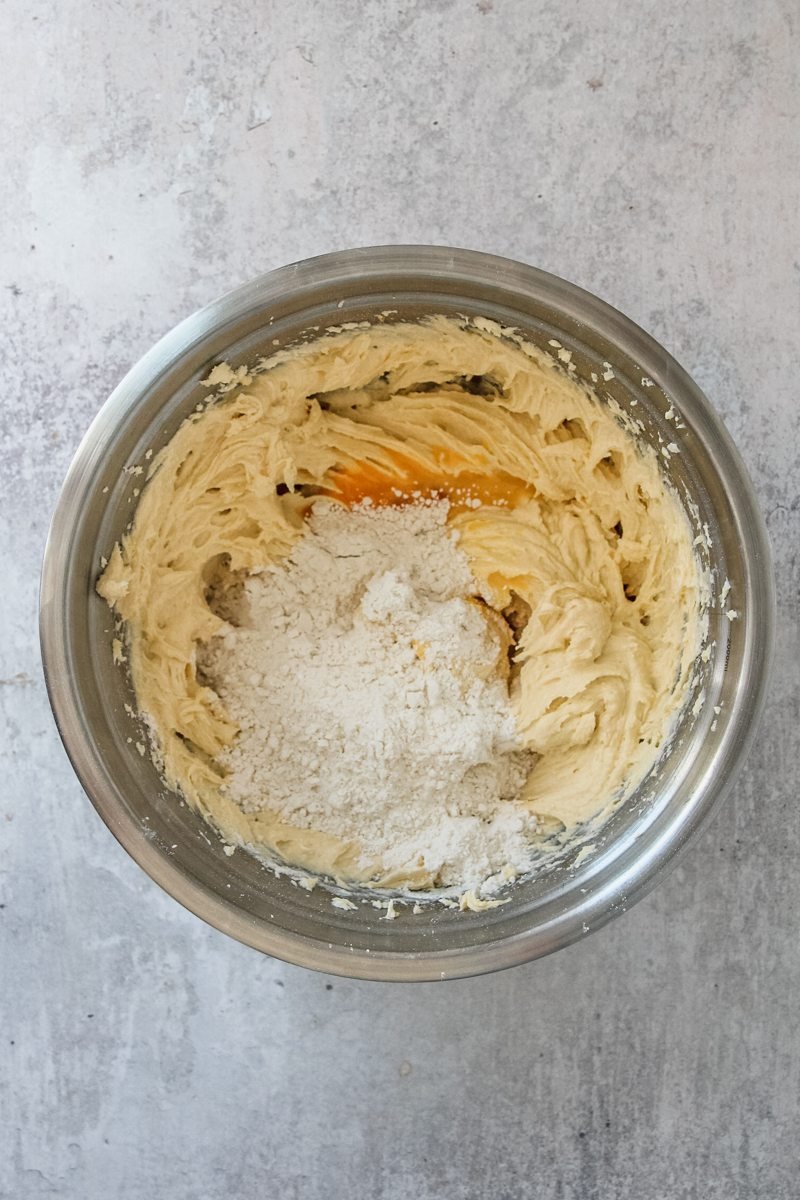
[40, 246, 774, 981]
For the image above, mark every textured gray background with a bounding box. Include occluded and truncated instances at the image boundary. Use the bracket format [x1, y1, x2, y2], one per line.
[1, 1, 798, 1197]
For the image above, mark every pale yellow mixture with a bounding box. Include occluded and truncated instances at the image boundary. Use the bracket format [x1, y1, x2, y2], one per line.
[99, 317, 700, 886]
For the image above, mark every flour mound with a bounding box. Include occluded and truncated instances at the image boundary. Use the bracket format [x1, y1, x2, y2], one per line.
[200, 499, 538, 889]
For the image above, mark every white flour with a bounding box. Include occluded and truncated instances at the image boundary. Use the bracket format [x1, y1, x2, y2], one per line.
[200, 499, 537, 889]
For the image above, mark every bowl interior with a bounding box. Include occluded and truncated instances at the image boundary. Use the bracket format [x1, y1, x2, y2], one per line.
[41, 249, 772, 979]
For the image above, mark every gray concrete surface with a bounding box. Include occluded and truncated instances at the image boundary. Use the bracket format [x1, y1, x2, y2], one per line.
[1, 1, 798, 1196]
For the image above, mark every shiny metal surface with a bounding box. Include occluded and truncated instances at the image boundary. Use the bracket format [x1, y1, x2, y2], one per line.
[39, 246, 774, 981]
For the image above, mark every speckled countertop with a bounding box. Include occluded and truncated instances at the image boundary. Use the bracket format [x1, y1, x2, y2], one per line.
[1, 3, 797, 1197]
